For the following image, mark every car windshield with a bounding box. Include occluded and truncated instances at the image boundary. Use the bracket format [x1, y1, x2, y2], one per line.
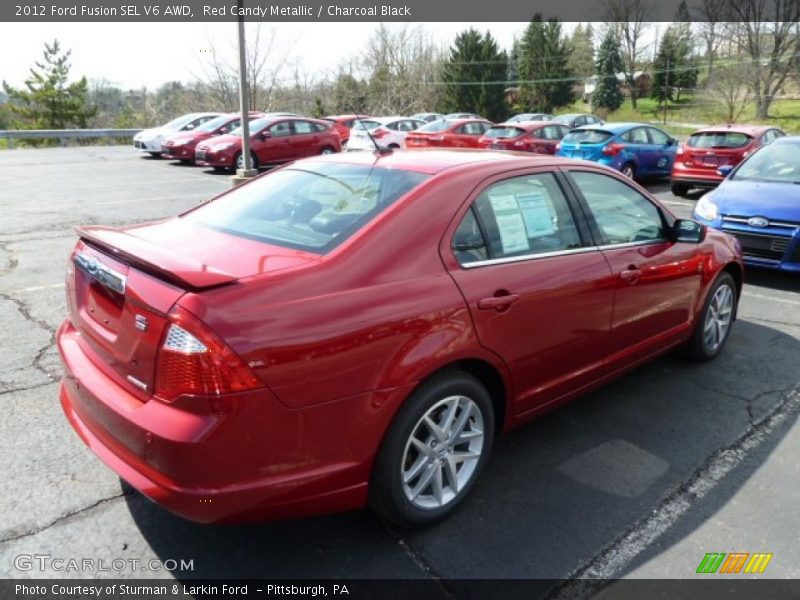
[163, 114, 202, 130]
[688, 132, 751, 149]
[563, 129, 613, 144]
[182, 163, 430, 253]
[733, 143, 800, 184]
[484, 126, 525, 139]
[196, 115, 231, 133]
[417, 120, 450, 133]
[230, 118, 273, 136]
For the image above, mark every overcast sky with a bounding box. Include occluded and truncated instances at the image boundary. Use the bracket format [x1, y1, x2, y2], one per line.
[0, 22, 544, 90]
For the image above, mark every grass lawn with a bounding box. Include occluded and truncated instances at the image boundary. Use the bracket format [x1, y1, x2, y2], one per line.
[555, 95, 800, 135]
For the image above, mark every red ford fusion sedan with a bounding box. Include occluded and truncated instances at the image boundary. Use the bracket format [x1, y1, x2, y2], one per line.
[478, 121, 570, 154]
[57, 150, 743, 527]
[405, 118, 493, 149]
[162, 112, 265, 164]
[195, 116, 341, 171]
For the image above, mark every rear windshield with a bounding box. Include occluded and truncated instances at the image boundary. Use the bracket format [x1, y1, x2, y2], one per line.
[688, 132, 752, 148]
[563, 129, 613, 144]
[418, 120, 450, 132]
[484, 126, 525, 139]
[183, 163, 430, 253]
[352, 120, 381, 130]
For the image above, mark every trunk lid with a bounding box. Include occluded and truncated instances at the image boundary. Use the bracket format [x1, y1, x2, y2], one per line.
[67, 220, 319, 401]
[682, 132, 753, 170]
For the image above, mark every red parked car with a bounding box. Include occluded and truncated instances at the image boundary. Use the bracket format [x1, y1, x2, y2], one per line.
[478, 121, 570, 154]
[671, 125, 785, 196]
[57, 150, 742, 527]
[195, 116, 341, 171]
[162, 112, 264, 164]
[322, 114, 371, 146]
[405, 118, 493, 149]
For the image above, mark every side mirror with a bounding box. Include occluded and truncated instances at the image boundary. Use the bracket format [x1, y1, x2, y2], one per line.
[668, 137, 678, 146]
[672, 219, 707, 244]
[259, 131, 271, 140]
[717, 164, 734, 178]
[183, 123, 195, 131]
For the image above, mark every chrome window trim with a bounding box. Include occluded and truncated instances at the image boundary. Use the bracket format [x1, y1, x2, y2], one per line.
[597, 238, 670, 250]
[460, 245, 600, 269]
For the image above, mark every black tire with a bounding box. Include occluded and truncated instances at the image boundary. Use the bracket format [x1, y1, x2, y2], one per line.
[621, 162, 636, 180]
[319, 146, 336, 155]
[671, 183, 690, 197]
[148, 152, 162, 158]
[686, 272, 737, 361]
[369, 370, 495, 528]
[179, 158, 193, 165]
[235, 151, 259, 171]
[212, 166, 227, 173]
[388, 143, 400, 149]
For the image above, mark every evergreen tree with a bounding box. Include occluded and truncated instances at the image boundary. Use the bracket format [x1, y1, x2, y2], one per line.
[517, 15, 575, 113]
[439, 28, 508, 122]
[312, 97, 326, 118]
[592, 29, 625, 112]
[2, 39, 96, 129]
[568, 24, 595, 79]
[651, 20, 698, 104]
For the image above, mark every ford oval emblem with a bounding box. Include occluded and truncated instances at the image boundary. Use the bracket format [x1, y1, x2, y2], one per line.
[747, 216, 769, 228]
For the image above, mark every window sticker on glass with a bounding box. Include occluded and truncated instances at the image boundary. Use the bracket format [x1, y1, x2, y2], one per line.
[516, 190, 555, 238]
[489, 194, 530, 254]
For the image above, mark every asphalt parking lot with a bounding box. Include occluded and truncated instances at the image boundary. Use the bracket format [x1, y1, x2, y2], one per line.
[1, 147, 799, 592]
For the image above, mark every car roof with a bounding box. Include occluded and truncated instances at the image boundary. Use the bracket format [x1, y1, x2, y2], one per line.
[324, 114, 370, 120]
[305, 148, 590, 175]
[374, 116, 416, 123]
[577, 122, 648, 133]
[692, 124, 776, 136]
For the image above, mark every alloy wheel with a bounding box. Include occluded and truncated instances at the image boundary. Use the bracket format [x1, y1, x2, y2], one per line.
[401, 395, 484, 510]
[703, 283, 734, 352]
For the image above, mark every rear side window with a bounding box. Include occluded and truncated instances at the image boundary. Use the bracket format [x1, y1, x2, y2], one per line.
[621, 128, 649, 144]
[183, 163, 429, 254]
[563, 129, 613, 144]
[453, 172, 583, 265]
[569, 171, 666, 245]
[484, 127, 525, 139]
[293, 121, 315, 135]
[688, 132, 751, 148]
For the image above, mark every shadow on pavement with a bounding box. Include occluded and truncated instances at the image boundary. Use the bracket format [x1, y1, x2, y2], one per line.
[126, 319, 798, 582]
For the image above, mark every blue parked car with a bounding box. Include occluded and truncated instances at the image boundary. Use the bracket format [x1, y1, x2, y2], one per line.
[692, 136, 800, 272]
[556, 122, 679, 180]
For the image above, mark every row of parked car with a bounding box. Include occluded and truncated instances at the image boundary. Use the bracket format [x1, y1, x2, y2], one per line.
[132, 110, 786, 199]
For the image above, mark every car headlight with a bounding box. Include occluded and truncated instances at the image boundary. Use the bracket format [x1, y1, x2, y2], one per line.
[211, 143, 234, 152]
[694, 194, 719, 221]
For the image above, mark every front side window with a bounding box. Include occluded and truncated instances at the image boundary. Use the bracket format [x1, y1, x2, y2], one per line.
[452, 173, 582, 265]
[648, 128, 670, 145]
[569, 171, 666, 245]
[269, 121, 292, 137]
[183, 163, 429, 254]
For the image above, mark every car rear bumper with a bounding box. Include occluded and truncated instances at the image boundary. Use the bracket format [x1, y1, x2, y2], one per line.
[671, 163, 723, 187]
[57, 319, 379, 523]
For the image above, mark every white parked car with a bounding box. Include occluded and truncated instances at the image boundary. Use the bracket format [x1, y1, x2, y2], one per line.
[411, 112, 446, 123]
[133, 112, 221, 157]
[346, 116, 425, 151]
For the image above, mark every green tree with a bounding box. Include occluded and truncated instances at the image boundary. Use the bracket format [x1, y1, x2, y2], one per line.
[568, 23, 595, 79]
[2, 39, 95, 129]
[592, 29, 625, 112]
[311, 97, 326, 118]
[439, 28, 508, 122]
[517, 15, 575, 113]
[332, 72, 368, 114]
[651, 19, 698, 104]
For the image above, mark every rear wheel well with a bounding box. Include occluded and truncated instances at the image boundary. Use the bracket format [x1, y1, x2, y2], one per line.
[721, 262, 743, 315]
[418, 359, 507, 433]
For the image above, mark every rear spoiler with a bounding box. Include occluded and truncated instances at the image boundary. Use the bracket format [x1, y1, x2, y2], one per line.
[76, 225, 239, 291]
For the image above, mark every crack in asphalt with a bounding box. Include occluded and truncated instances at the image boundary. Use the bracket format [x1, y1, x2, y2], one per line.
[0, 292, 59, 388]
[0, 241, 19, 277]
[384, 526, 454, 597]
[0, 380, 57, 397]
[543, 383, 800, 600]
[0, 490, 134, 546]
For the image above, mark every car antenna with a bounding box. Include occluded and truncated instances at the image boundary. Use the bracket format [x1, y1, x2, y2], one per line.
[355, 114, 393, 156]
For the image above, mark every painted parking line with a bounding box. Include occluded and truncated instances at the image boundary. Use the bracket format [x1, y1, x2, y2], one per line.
[743, 290, 800, 307]
[4, 283, 65, 294]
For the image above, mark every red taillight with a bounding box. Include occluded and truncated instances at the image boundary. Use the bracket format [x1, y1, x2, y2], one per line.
[371, 128, 389, 139]
[154, 306, 262, 402]
[602, 142, 624, 156]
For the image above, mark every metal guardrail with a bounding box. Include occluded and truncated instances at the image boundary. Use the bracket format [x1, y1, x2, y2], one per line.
[0, 128, 143, 149]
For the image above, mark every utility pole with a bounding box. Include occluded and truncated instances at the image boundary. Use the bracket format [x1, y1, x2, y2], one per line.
[662, 56, 670, 125]
[231, 0, 257, 187]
